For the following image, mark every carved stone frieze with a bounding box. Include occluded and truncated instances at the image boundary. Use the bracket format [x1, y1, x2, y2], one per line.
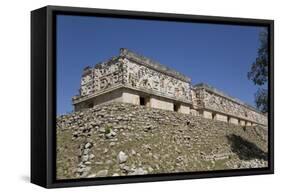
[122, 58, 192, 102]
[194, 84, 267, 125]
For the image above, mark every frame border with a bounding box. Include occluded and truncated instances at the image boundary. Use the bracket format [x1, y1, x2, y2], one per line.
[31, 5, 274, 188]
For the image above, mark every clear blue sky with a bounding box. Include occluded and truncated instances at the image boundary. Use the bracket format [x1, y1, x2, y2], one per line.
[56, 14, 266, 115]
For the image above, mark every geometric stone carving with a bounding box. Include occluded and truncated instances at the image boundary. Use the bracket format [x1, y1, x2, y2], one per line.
[194, 83, 267, 125]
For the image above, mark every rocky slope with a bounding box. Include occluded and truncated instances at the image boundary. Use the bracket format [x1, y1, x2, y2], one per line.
[56, 102, 268, 179]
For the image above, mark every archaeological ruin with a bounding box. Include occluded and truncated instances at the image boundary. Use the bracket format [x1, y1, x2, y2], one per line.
[72, 48, 267, 126]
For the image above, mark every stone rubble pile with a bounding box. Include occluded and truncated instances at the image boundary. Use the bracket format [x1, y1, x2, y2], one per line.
[56, 102, 268, 179]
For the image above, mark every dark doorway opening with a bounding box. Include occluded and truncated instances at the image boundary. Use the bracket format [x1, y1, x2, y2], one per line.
[140, 97, 145, 106]
[212, 113, 216, 120]
[174, 103, 180, 112]
[87, 102, 93, 108]
[227, 116, 230, 123]
[140, 96, 149, 106]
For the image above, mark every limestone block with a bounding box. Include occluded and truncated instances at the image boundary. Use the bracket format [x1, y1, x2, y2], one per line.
[178, 105, 190, 114]
[150, 97, 173, 111]
[229, 117, 239, 125]
[190, 109, 199, 116]
[239, 120, 246, 126]
[122, 92, 140, 105]
[93, 90, 123, 106]
[214, 113, 228, 122]
[246, 122, 252, 126]
[202, 110, 213, 119]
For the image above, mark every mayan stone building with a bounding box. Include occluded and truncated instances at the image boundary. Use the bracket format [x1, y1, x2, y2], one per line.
[72, 48, 267, 126]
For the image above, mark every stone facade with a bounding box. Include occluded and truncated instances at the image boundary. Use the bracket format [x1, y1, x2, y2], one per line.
[72, 48, 267, 126]
[194, 83, 267, 126]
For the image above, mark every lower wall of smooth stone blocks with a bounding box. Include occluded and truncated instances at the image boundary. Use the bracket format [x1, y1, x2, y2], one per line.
[74, 89, 261, 126]
[240, 120, 246, 126]
[246, 121, 253, 126]
[202, 110, 213, 119]
[93, 89, 123, 105]
[150, 96, 174, 111]
[214, 113, 228, 122]
[122, 91, 140, 105]
[178, 104, 190, 114]
[74, 89, 123, 111]
[229, 117, 239, 125]
[200, 110, 256, 126]
[190, 109, 199, 116]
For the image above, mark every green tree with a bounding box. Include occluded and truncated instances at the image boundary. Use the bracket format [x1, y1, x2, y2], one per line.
[247, 30, 268, 113]
[254, 88, 268, 113]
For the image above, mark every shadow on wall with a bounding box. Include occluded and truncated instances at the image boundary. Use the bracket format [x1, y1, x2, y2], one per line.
[226, 134, 268, 161]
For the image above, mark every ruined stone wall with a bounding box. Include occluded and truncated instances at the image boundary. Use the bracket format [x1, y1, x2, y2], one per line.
[57, 102, 268, 179]
[194, 84, 267, 125]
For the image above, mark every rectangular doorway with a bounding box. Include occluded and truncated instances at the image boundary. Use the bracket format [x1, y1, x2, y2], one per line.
[173, 103, 180, 112]
[140, 96, 149, 106]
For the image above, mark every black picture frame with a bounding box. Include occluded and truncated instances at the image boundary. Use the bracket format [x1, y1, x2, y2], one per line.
[31, 5, 274, 188]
